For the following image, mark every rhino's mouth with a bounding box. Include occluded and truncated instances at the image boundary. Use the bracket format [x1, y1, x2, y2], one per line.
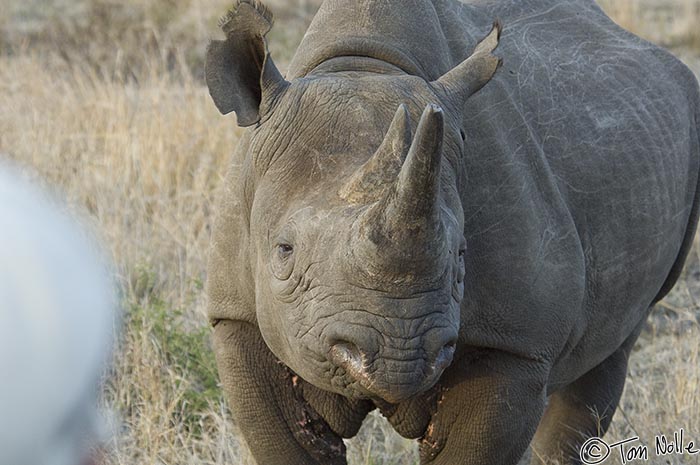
[283, 296, 460, 403]
[322, 341, 456, 404]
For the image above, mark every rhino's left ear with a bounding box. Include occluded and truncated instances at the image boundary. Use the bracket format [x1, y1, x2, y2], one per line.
[432, 21, 503, 102]
[206, 0, 289, 126]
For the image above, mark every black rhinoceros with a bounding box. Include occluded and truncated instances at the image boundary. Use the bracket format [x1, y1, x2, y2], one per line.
[204, 1, 700, 464]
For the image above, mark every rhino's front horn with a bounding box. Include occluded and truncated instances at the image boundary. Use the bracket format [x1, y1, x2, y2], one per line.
[385, 103, 444, 234]
[354, 104, 445, 271]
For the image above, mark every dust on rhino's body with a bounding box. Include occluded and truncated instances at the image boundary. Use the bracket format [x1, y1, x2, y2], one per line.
[205, 1, 700, 464]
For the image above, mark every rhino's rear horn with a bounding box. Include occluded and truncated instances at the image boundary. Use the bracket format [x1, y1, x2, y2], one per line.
[339, 104, 412, 203]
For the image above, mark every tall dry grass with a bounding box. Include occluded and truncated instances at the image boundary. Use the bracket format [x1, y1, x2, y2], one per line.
[0, 51, 245, 463]
[598, 0, 700, 50]
[0, 0, 699, 464]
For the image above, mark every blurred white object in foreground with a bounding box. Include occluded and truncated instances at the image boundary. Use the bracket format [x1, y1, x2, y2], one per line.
[0, 163, 116, 465]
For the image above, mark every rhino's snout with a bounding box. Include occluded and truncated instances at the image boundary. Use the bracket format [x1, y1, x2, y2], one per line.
[327, 325, 457, 403]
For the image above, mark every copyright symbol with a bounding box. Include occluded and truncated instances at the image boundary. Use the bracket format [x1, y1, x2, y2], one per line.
[580, 437, 611, 464]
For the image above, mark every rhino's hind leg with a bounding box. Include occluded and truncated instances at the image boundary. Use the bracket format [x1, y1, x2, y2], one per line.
[213, 319, 370, 465]
[529, 323, 644, 465]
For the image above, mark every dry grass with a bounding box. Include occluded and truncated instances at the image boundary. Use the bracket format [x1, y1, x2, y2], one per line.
[598, 0, 700, 50]
[0, 1, 699, 464]
[0, 50, 244, 464]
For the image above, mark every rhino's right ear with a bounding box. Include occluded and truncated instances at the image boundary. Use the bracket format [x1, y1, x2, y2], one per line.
[205, 0, 289, 126]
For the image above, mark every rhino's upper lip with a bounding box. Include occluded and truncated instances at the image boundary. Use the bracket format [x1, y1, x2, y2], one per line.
[324, 348, 450, 403]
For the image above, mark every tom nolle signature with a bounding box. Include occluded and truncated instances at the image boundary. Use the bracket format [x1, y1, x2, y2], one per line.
[580, 429, 699, 464]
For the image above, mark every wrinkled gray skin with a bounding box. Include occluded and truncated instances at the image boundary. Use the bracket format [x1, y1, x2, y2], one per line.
[205, 1, 700, 464]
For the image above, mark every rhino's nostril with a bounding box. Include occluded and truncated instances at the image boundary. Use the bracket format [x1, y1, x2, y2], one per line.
[433, 341, 456, 372]
[329, 341, 365, 375]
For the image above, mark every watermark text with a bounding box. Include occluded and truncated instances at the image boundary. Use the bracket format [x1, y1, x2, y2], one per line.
[579, 429, 699, 464]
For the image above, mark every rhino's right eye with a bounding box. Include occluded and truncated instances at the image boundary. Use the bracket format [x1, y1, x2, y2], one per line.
[277, 243, 294, 257]
[271, 242, 295, 280]
[277, 244, 294, 255]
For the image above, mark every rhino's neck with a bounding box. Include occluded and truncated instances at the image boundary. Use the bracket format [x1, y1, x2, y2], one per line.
[287, 0, 453, 79]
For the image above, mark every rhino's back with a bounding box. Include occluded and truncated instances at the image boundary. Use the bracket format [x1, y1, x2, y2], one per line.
[442, 0, 700, 381]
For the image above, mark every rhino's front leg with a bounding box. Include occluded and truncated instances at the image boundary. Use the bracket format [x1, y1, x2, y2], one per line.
[420, 353, 548, 465]
[212, 319, 371, 465]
